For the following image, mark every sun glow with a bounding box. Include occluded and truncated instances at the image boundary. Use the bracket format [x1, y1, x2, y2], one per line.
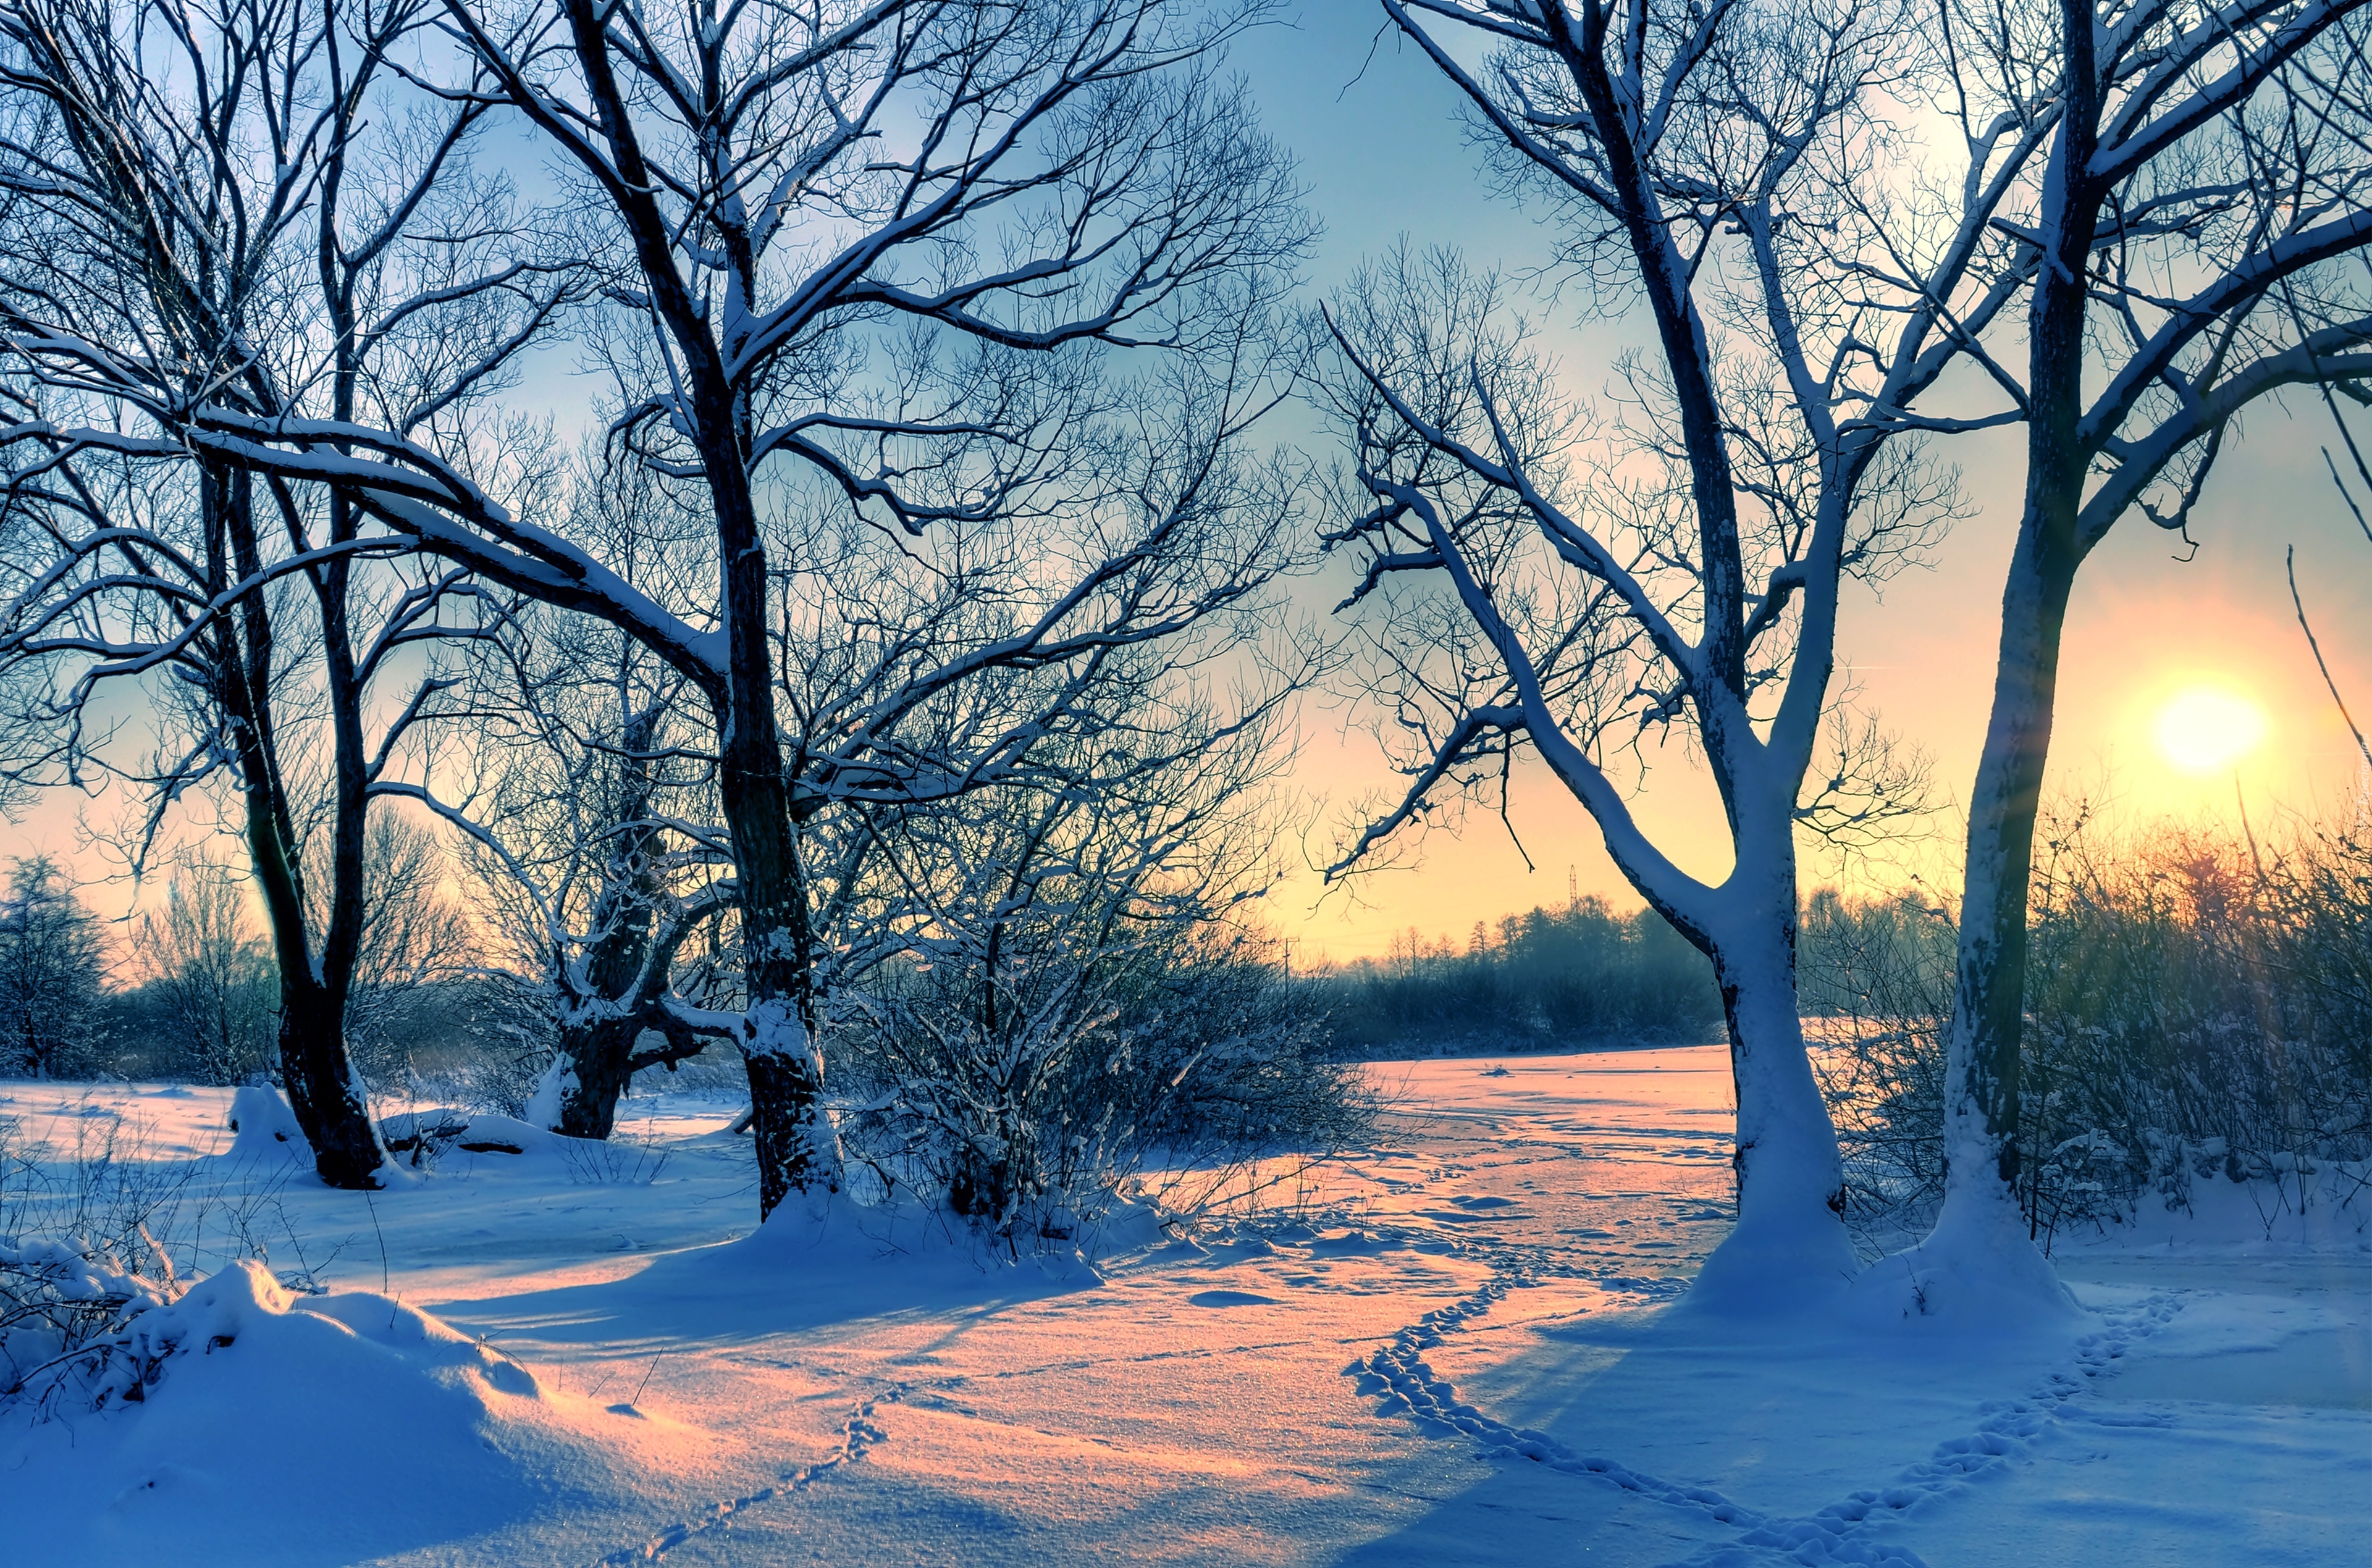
[2155, 685, 2269, 774]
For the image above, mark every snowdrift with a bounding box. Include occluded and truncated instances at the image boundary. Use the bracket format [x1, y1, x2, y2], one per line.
[0, 1262, 710, 1566]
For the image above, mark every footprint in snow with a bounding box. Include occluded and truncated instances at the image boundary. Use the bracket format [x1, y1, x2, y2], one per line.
[1450, 1195, 1519, 1210]
[1188, 1289, 1282, 1308]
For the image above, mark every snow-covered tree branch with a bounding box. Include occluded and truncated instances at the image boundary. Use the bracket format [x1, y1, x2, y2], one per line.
[1313, 0, 1974, 1302]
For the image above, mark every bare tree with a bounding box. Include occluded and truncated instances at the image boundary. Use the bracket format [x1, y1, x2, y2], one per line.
[108, 0, 1323, 1217]
[0, 0, 574, 1183]
[136, 858, 277, 1088]
[426, 583, 741, 1139]
[426, 433, 1321, 1151]
[335, 811, 484, 1088]
[1312, 1, 1972, 1297]
[1889, 0, 2372, 1289]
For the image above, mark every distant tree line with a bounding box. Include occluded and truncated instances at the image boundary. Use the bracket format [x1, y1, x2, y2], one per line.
[1308, 895, 1725, 1054]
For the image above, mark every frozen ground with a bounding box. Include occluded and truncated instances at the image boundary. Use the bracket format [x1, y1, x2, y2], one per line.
[2, 1047, 2366, 1566]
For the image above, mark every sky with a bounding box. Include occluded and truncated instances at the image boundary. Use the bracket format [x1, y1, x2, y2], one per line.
[1225, 2, 2372, 963]
[11, 1, 2372, 968]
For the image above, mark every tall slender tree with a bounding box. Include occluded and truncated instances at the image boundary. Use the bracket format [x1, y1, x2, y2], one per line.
[0, 0, 573, 1183]
[1899, 0, 2372, 1296]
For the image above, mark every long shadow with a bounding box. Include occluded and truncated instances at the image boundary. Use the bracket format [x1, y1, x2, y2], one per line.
[424, 1202, 1098, 1354]
[1331, 1301, 2082, 1568]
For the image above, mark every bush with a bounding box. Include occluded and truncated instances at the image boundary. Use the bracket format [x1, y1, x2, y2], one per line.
[1803, 808, 2372, 1248]
[0, 1105, 320, 1416]
[835, 926, 1373, 1252]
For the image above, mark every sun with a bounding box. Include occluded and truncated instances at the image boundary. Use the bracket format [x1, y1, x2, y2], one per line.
[2155, 685, 2269, 774]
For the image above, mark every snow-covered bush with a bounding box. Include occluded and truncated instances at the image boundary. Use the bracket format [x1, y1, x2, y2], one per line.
[837, 927, 1371, 1252]
[0, 1101, 327, 1417]
[0, 1228, 183, 1417]
[1804, 809, 2372, 1250]
[0, 1108, 193, 1415]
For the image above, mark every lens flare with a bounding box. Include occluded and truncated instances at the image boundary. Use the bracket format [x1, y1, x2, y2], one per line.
[2155, 687, 2269, 774]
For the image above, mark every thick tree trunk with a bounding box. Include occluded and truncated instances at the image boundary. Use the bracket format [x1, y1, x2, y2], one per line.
[552, 1017, 643, 1141]
[277, 975, 383, 1188]
[713, 487, 836, 1218]
[551, 724, 662, 1142]
[744, 1040, 833, 1216]
[552, 0, 836, 1214]
[1686, 895, 1857, 1307]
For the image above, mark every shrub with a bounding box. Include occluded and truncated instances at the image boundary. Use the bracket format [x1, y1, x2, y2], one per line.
[0, 1106, 319, 1416]
[1803, 808, 2372, 1249]
[835, 925, 1373, 1252]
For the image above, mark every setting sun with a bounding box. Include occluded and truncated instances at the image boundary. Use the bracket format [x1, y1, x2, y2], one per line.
[2156, 685, 2271, 773]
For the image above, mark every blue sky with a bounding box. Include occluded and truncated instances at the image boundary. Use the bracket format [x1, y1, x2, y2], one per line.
[12, 2, 2372, 967]
[1229, 4, 2372, 960]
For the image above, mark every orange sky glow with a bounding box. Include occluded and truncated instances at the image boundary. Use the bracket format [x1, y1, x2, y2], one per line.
[7, 6, 2372, 975]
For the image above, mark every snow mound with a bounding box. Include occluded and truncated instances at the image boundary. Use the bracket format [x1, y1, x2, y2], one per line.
[1667, 1207, 1859, 1323]
[575, 1189, 1126, 1341]
[1848, 1193, 2087, 1336]
[379, 1109, 553, 1160]
[223, 1086, 311, 1163]
[1, 1262, 705, 1566]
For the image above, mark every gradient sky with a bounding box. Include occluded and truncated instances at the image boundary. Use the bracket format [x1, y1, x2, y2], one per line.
[1235, 2, 2372, 963]
[10, 2, 2371, 968]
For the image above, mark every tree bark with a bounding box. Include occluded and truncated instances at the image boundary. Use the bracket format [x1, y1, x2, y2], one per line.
[553, 1016, 645, 1141]
[711, 429, 835, 1217]
[550, 714, 664, 1142]
[1935, 1, 2101, 1230]
[207, 462, 385, 1188]
[275, 973, 383, 1187]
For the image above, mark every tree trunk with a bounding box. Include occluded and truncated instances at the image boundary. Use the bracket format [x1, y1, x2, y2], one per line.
[1930, 28, 2101, 1247]
[1938, 507, 2079, 1225]
[1686, 900, 1858, 1306]
[550, 714, 668, 1143]
[553, 1017, 643, 1141]
[715, 561, 836, 1217]
[208, 463, 384, 1189]
[744, 1041, 833, 1217]
[277, 974, 382, 1188]
[1895, 522, 2087, 1318]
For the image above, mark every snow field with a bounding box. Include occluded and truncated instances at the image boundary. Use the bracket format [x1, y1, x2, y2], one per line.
[2, 1047, 2367, 1566]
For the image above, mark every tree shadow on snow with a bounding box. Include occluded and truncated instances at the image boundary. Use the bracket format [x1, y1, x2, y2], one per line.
[426, 1200, 1098, 1352]
[1334, 1300, 2082, 1568]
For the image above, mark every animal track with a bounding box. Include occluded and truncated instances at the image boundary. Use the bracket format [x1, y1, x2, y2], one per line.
[591, 1384, 904, 1565]
[1347, 1241, 2189, 1568]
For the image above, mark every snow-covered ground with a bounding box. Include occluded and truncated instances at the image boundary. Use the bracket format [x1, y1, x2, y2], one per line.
[3, 1048, 2366, 1566]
